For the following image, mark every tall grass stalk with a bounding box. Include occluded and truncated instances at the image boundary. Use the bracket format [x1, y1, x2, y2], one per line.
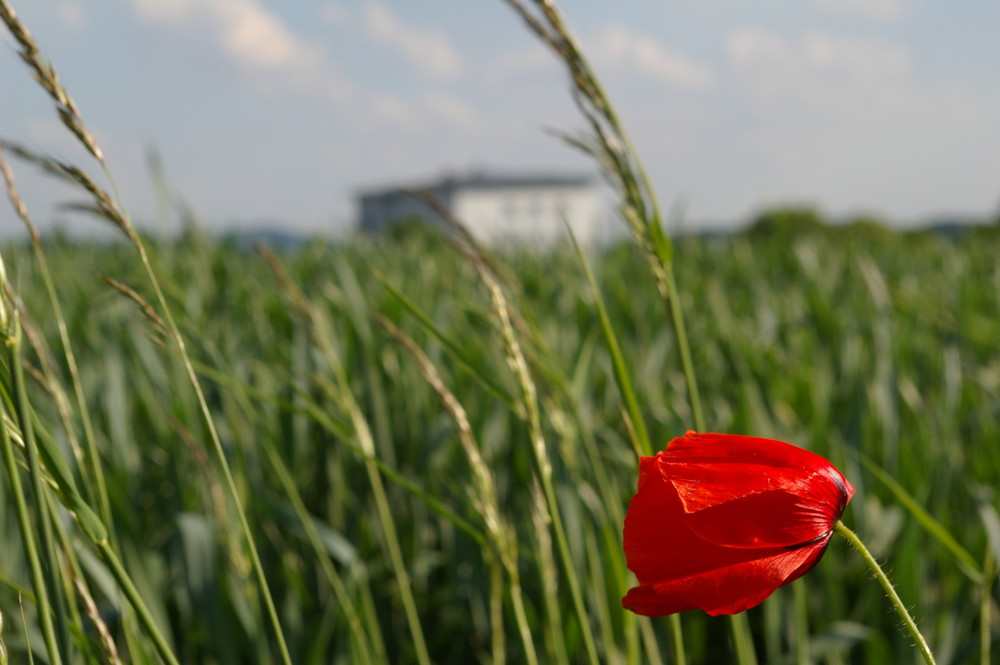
[15, 600, 31, 665]
[258, 248, 432, 665]
[499, 0, 705, 432]
[2, 255, 179, 664]
[422, 200, 604, 663]
[981, 549, 995, 665]
[378, 315, 540, 665]
[122, 211, 293, 665]
[497, 1, 751, 662]
[479, 248, 601, 664]
[860, 453, 981, 580]
[258, 427, 380, 664]
[0, 3, 292, 662]
[0, 330, 62, 665]
[73, 575, 122, 665]
[0, 608, 6, 665]
[567, 230, 666, 665]
[3, 299, 71, 665]
[1, 151, 112, 530]
[91, 543, 180, 665]
[568, 230, 650, 458]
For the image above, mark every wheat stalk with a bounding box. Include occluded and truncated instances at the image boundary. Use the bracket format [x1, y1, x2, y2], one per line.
[0, 0, 102, 162]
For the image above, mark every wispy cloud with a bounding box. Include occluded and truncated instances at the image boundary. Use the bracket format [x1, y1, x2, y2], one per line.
[360, 90, 482, 134]
[419, 91, 481, 131]
[486, 26, 715, 91]
[595, 26, 716, 90]
[361, 3, 462, 79]
[320, 2, 462, 80]
[482, 43, 554, 83]
[727, 27, 910, 112]
[129, 0, 355, 102]
[723, 25, 996, 219]
[812, 0, 906, 23]
[52, 1, 86, 30]
[367, 93, 420, 130]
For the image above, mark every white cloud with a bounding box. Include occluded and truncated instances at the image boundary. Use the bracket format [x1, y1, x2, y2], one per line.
[420, 91, 481, 131]
[483, 43, 554, 83]
[481, 26, 715, 92]
[214, 1, 305, 69]
[723, 26, 997, 221]
[130, 0, 476, 134]
[129, 0, 355, 102]
[360, 90, 482, 134]
[317, 2, 349, 27]
[802, 32, 908, 80]
[368, 94, 421, 130]
[596, 26, 716, 90]
[727, 27, 910, 112]
[360, 3, 462, 79]
[52, 1, 86, 30]
[813, 0, 906, 23]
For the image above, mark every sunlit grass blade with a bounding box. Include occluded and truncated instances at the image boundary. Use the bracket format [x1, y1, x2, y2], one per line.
[1, 150, 113, 529]
[4, 313, 71, 665]
[975, 492, 999, 665]
[376, 274, 517, 410]
[0, 370, 63, 665]
[212, 354, 382, 663]
[470, 242, 600, 665]
[859, 454, 982, 581]
[257, 245, 432, 665]
[0, 21, 293, 664]
[563, 231, 672, 665]
[567, 226, 650, 458]
[377, 314, 540, 665]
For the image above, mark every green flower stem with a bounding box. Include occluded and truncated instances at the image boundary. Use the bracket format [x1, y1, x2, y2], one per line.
[834, 521, 936, 665]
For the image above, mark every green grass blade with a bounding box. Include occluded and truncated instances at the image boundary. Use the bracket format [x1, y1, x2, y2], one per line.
[7, 327, 70, 665]
[376, 274, 516, 410]
[567, 226, 651, 457]
[860, 454, 982, 581]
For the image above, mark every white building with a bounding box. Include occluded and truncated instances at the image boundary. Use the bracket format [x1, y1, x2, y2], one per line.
[357, 172, 605, 245]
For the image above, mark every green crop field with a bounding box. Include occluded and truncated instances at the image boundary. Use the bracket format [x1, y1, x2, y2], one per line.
[0, 1, 998, 663]
[0, 225, 996, 664]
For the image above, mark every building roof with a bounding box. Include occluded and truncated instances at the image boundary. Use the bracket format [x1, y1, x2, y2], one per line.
[358, 171, 596, 201]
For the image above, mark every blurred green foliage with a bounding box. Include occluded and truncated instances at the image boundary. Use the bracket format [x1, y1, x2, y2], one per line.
[0, 222, 996, 663]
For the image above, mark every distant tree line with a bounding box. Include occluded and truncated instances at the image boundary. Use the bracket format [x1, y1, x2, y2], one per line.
[744, 206, 1000, 241]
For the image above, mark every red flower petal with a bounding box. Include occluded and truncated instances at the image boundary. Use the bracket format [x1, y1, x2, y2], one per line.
[625, 540, 829, 616]
[663, 432, 853, 511]
[621, 585, 696, 616]
[624, 453, 752, 586]
[662, 433, 853, 549]
[622, 432, 853, 617]
[673, 482, 843, 550]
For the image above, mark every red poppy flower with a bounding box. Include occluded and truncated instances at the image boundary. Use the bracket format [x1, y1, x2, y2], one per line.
[622, 431, 854, 617]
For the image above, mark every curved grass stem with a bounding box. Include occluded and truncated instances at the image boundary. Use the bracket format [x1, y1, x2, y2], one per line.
[0, 363, 62, 665]
[834, 521, 936, 665]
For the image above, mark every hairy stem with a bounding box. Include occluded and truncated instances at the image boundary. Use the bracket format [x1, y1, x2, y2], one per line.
[834, 521, 936, 665]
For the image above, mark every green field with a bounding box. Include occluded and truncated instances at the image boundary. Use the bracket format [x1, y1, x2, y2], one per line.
[0, 223, 997, 663]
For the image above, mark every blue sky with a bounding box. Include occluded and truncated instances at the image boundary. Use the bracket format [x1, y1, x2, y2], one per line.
[1, 0, 998, 236]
